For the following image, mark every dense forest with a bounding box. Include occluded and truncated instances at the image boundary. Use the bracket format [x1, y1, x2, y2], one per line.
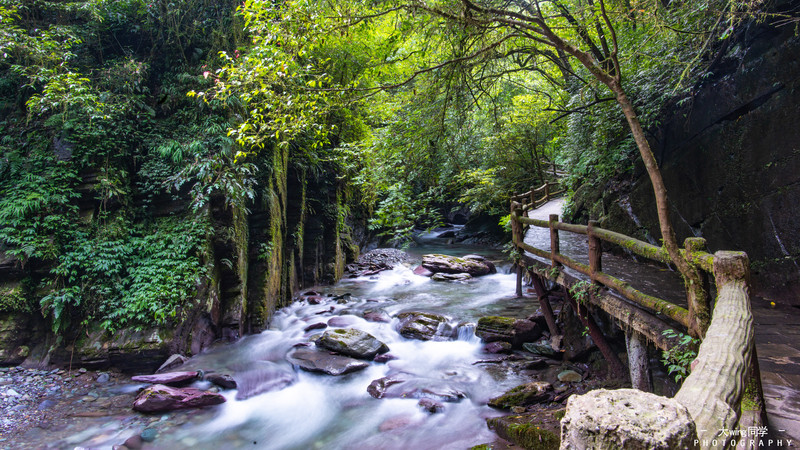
[1, 0, 799, 364]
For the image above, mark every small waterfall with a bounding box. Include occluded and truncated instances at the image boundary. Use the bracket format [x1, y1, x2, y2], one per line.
[456, 322, 480, 344]
[768, 211, 800, 276]
[618, 196, 659, 246]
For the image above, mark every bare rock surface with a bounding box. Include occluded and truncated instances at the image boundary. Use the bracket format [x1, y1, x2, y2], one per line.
[286, 348, 370, 376]
[132, 384, 225, 413]
[560, 388, 698, 450]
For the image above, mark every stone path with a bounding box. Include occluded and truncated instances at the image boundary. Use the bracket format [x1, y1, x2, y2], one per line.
[525, 198, 800, 446]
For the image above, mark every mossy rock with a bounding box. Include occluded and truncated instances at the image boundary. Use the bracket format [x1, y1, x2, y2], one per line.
[487, 412, 561, 450]
[488, 381, 553, 409]
[476, 316, 541, 347]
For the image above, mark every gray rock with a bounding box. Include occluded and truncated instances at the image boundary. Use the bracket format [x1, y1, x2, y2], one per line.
[140, 428, 158, 442]
[476, 316, 542, 347]
[395, 311, 454, 341]
[421, 254, 494, 276]
[560, 389, 698, 449]
[286, 348, 369, 376]
[523, 340, 560, 357]
[557, 370, 582, 383]
[367, 376, 466, 402]
[431, 272, 473, 282]
[205, 373, 238, 390]
[316, 328, 389, 360]
[488, 381, 553, 409]
[96, 373, 110, 383]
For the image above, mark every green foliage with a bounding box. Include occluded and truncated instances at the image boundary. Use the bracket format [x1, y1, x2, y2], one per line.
[569, 280, 597, 305]
[41, 217, 208, 333]
[661, 329, 700, 383]
[0, 282, 30, 313]
[0, 148, 80, 262]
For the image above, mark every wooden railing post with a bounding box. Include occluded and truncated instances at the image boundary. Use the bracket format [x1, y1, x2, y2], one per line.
[544, 182, 551, 202]
[685, 237, 711, 338]
[549, 214, 560, 268]
[529, 186, 536, 208]
[512, 200, 524, 297]
[531, 275, 559, 336]
[588, 220, 602, 285]
[568, 294, 626, 379]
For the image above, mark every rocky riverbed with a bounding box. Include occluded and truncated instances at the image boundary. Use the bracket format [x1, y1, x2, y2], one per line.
[0, 366, 221, 449]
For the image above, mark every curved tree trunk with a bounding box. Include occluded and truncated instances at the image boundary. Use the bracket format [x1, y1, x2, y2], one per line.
[610, 85, 708, 338]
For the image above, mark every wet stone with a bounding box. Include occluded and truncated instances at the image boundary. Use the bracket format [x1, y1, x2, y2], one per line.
[316, 328, 389, 360]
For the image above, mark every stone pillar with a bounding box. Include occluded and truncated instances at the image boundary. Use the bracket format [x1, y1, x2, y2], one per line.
[560, 389, 698, 450]
[625, 331, 652, 392]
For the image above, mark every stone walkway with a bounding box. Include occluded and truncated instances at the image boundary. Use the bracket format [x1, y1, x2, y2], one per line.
[525, 199, 800, 446]
[751, 296, 800, 445]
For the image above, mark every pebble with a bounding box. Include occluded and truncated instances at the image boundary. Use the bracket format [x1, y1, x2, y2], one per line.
[140, 427, 158, 442]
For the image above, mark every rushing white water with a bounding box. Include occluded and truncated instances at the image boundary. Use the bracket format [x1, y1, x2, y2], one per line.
[142, 236, 533, 450]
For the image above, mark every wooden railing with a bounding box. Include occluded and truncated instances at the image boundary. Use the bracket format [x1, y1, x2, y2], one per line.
[510, 181, 566, 211]
[509, 194, 764, 448]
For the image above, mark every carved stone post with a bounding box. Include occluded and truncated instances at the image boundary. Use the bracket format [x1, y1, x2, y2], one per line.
[625, 331, 652, 392]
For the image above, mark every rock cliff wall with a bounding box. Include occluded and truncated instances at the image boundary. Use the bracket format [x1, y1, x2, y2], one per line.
[572, 18, 800, 297]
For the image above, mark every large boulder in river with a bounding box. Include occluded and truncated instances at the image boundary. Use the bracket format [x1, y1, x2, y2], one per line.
[316, 328, 389, 359]
[476, 316, 542, 347]
[421, 254, 496, 276]
[286, 348, 370, 376]
[132, 384, 226, 413]
[395, 311, 455, 341]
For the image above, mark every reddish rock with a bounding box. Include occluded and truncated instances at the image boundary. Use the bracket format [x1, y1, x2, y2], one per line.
[413, 266, 434, 277]
[417, 398, 444, 413]
[374, 353, 398, 363]
[306, 296, 325, 305]
[304, 322, 327, 332]
[484, 341, 513, 354]
[132, 384, 225, 412]
[131, 371, 199, 385]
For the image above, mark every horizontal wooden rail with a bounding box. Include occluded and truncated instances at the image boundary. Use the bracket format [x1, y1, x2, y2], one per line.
[516, 234, 690, 327]
[513, 212, 714, 275]
[521, 254, 682, 352]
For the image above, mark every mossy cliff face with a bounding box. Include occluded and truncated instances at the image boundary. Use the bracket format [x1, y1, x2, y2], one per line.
[574, 25, 800, 295]
[0, 143, 366, 370]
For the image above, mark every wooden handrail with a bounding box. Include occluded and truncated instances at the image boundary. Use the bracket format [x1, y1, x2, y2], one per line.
[512, 191, 759, 446]
[513, 212, 715, 274]
[675, 251, 753, 448]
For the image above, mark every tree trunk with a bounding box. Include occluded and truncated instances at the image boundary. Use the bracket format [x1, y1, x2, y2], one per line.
[610, 85, 707, 338]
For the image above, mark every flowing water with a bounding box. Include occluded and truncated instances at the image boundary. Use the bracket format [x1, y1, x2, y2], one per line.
[9, 203, 695, 449]
[17, 230, 542, 450]
[147, 235, 533, 450]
